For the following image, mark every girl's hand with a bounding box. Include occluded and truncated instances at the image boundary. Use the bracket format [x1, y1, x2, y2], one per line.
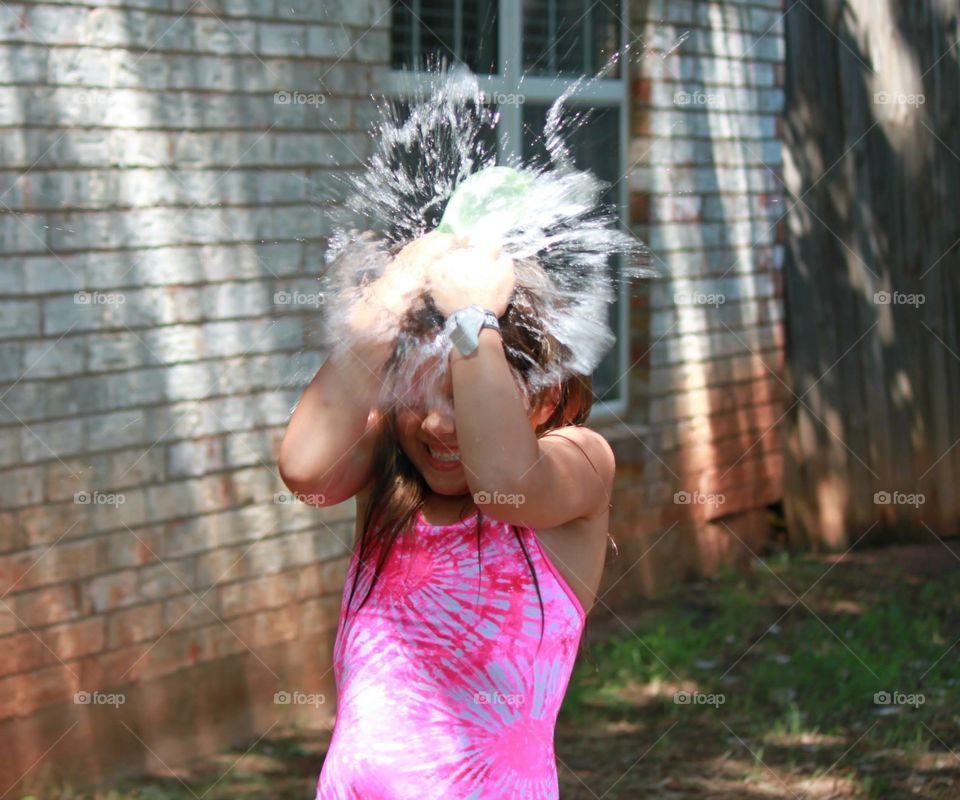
[345, 231, 455, 338]
[427, 237, 516, 318]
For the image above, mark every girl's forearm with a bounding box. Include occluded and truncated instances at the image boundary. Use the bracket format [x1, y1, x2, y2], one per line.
[278, 338, 390, 503]
[449, 328, 541, 494]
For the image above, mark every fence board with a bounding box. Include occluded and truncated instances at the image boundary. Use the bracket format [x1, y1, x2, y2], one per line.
[783, 0, 960, 547]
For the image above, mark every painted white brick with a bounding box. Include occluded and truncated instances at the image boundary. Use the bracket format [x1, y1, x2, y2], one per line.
[0, 342, 22, 382]
[258, 23, 308, 57]
[20, 418, 84, 463]
[0, 300, 41, 337]
[21, 336, 85, 379]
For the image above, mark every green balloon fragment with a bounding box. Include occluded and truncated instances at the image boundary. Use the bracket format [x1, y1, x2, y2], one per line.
[437, 166, 533, 235]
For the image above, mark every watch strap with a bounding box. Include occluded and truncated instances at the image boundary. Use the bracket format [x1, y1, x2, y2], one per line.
[444, 305, 500, 356]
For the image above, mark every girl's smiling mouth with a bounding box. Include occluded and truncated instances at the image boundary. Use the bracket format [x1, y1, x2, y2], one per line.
[424, 441, 462, 470]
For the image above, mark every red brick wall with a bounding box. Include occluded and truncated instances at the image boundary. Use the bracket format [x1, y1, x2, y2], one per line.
[597, 0, 786, 606]
[0, 0, 786, 794]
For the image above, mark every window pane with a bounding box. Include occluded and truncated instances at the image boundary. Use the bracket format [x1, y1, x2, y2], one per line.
[391, 1, 499, 74]
[521, 104, 624, 402]
[522, 0, 621, 77]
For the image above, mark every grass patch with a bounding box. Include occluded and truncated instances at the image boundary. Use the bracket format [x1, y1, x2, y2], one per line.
[556, 547, 960, 797]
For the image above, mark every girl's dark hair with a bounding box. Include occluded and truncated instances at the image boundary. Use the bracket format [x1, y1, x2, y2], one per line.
[343, 266, 600, 654]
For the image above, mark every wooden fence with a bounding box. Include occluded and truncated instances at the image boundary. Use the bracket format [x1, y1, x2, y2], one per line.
[782, 0, 960, 548]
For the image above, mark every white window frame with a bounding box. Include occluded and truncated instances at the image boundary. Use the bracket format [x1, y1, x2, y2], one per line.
[385, 1, 631, 419]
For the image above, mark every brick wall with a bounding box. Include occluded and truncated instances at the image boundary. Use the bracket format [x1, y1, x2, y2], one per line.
[597, 0, 786, 603]
[0, 1, 387, 793]
[0, 0, 787, 793]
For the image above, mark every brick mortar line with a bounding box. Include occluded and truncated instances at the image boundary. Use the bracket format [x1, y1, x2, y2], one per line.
[0, 195, 789, 223]
[1, 286, 324, 304]
[635, 23, 786, 41]
[3, 2, 390, 26]
[641, 367, 788, 399]
[635, 243, 785, 257]
[0, 235, 325, 262]
[0, 382, 299, 430]
[618, 417, 789, 455]
[1, 516, 350, 569]
[0, 122, 369, 133]
[0, 198, 348, 214]
[0, 587, 348, 682]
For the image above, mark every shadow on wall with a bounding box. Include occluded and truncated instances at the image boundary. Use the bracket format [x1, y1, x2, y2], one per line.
[0, 4, 382, 795]
[782, 0, 960, 550]
[598, 0, 786, 606]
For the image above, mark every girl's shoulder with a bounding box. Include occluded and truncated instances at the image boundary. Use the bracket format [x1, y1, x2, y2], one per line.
[539, 424, 616, 485]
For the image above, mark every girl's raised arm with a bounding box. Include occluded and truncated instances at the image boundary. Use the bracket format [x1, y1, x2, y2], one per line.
[277, 236, 447, 505]
[428, 239, 615, 528]
[277, 337, 389, 507]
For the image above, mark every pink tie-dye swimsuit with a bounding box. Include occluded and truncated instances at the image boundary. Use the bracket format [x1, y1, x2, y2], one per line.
[316, 508, 587, 799]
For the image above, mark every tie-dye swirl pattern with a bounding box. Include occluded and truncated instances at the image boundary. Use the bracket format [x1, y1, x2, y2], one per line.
[316, 509, 586, 799]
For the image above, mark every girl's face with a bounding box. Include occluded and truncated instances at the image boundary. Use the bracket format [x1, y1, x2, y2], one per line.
[394, 363, 558, 497]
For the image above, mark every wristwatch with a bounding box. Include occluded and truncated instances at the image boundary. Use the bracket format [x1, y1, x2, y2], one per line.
[444, 305, 501, 357]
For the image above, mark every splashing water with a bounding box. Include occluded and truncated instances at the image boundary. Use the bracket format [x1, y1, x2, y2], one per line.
[317, 60, 656, 415]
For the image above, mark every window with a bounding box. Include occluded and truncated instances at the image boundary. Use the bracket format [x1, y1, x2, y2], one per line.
[391, 1, 499, 73]
[386, 2, 629, 414]
[523, 0, 622, 76]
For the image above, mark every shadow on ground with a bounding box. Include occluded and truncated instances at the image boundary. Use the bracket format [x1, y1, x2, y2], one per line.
[32, 540, 960, 800]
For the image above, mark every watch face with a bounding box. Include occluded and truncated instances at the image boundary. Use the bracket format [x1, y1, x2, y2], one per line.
[460, 306, 485, 328]
[452, 306, 484, 355]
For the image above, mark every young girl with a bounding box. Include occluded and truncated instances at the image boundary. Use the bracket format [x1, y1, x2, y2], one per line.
[279, 231, 615, 799]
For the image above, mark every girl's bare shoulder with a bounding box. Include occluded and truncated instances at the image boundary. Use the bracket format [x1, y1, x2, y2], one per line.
[540, 425, 616, 487]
